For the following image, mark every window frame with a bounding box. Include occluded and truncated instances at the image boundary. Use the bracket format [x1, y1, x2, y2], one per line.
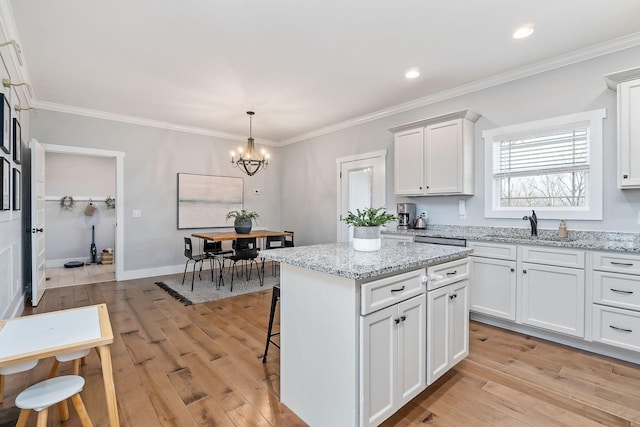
[483, 109, 606, 220]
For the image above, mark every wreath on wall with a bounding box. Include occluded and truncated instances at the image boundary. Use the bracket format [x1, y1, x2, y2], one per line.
[59, 195, 75, 211]
[104, 195, 116, 209]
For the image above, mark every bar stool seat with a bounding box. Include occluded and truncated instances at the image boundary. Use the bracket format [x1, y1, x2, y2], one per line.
[49, 348, 92, 378]
[0, 360, 39, 403]
[262, 285, 281, 363]
[15, 375, 93, 427]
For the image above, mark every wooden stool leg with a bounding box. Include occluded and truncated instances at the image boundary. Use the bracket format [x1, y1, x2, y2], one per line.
[59, 399, 70, 421]
[81, 356, 88, 365]
[48, 359, 60, 378]
[36, 407, 48, 427]
[71, 393, 94, 427]
[72, 358, 81, 375]
[15, 409, 31, 427]
[0, 374, 4, 403]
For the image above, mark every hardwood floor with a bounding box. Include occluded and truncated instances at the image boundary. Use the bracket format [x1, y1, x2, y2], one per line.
[2, 275, 640, 426]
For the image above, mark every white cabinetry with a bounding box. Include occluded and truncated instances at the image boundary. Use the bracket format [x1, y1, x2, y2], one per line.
[360, 270, 426, 427]
[426, 258, 469, 384]
[604, 67, 640, 189]
[592, 252, 640, 352]
[390, 110, 479, 196]
[520, 246, 585, 338]
[468, 241, 517, 321]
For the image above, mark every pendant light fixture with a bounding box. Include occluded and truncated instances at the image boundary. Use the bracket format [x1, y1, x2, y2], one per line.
[230, 111, 269, 176]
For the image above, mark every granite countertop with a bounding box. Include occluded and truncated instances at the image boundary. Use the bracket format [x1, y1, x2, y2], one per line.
[260, 241, 472, 281]
[384, 225, 640, 253]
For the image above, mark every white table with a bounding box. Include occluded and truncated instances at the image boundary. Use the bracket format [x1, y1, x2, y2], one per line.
[0, 304, 119, 427]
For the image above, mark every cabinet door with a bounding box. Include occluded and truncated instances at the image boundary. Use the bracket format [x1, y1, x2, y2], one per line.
[470, 257, 516, 320]
[397, 295, 426, 406]
[449, 280, 469, 366]
[394, 128, 424, 195]
[521, 262, 585, 337]
[360, 305, 397, 427]
[618, 79, 640, 188]
[425, 119, 462, 194]
[427, 285, 449, 384]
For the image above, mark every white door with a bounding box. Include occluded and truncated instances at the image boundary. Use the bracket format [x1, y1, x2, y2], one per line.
[470, 257, 517, 320]
[337, 151, 386, 242]
[449, 280, 469, 365]
[394, 128, 424, 195]
[397, 294, 426, 406]
[425, 119, 462, 194]
[30, 139, 46, 306]
[427, 285, 450, 385]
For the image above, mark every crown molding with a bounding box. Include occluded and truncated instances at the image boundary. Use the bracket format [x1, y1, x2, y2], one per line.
[280, 31, 640, 146]
[31, 100, 280, 146]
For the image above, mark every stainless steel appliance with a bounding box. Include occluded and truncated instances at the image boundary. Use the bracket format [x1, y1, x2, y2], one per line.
[414, 235, 467, 247]
[396, 203, 416, 230]
[413, 212, 428, 229]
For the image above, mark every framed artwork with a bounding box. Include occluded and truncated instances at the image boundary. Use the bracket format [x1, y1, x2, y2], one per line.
[177, 173, 243, 229]
[13, 118, 21, 164]
[12, 168, 20, 210]
[0, 93, 9, 154]
[1, 157, 9, 210]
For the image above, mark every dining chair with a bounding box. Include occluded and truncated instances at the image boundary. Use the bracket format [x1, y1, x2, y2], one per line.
[182, 237, 212, 291]
[284, 230, 295, 247]
[0, 360, 39, 403]
[204, 240, 233, 289]
[224, 237, 262, 291]
[265, 235, 286, 276]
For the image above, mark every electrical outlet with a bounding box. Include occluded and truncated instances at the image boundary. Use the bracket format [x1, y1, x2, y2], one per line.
[132, 209, 142, 217]
[253, 189, 261, 195]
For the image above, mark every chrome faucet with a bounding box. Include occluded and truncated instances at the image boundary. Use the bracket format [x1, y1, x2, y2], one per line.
[522, 210, 538, 236]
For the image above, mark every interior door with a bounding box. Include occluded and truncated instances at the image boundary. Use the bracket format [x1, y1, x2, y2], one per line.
[30, 139, 46, 306]
[337, 151, 386, 242]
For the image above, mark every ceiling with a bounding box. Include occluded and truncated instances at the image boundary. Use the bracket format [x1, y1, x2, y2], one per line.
[8, 0, 640, 145]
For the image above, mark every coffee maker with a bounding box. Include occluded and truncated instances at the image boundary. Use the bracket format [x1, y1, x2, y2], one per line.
[396, 203, 416, 230]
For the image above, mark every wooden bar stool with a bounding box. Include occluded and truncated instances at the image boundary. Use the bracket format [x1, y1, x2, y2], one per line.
[15, 375, 93, 427]
[0, 360, 38, 403]
[48, 348, 92, 378]
[262, 285, 280, 363]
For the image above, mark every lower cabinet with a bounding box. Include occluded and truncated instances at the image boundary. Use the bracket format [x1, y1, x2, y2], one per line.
[360, 294, 426, 427]
[470, 256, 516, 320]
[427, 279, 469, 384]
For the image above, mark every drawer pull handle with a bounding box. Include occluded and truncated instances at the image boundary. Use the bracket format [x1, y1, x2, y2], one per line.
[390, 286, 405, 293]
[610, 261, 634, 267]
[446, 271, 457, 276]
[611, 288, 633, 295]
[395, 318, 400, 324]
[609, 325, 633, 333]
[400, 315, 406, 322]
[449, 294, 457, 300]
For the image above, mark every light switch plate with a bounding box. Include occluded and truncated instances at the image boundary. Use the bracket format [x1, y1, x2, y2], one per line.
[133, 209, 142, 217]
[458, 200, 466, 220]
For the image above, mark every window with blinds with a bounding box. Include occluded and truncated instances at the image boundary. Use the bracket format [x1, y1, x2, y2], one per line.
[493, 125, 589, 207]
[482, 109, 605, 220]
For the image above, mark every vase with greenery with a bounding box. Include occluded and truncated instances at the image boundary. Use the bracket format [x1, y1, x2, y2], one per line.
[342, 207, 397, 251]
[226, 209, 260, 234]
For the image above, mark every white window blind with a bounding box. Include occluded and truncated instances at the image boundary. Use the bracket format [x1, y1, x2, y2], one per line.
[493, 125, 589, 179]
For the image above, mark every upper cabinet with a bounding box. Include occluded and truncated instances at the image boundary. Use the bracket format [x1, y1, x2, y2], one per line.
[390, 110, 480, 196]
[605, 67, 640, 189]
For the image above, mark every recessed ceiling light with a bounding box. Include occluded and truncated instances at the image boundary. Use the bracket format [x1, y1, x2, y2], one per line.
[513, 24, 534, 39]
[405, 69, 420, 79]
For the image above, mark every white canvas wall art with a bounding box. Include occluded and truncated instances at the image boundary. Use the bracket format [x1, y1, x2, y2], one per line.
[177, 174, 243, 229]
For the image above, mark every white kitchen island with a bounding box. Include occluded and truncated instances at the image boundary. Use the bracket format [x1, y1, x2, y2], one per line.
[261, 241, 472, 427]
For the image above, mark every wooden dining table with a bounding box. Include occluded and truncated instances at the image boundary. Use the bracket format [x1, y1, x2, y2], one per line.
[0, 304, 120, 427]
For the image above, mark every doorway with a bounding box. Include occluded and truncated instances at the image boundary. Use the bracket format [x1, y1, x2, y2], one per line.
[336, 150, 387, 242]
[32, 143, 124, 302]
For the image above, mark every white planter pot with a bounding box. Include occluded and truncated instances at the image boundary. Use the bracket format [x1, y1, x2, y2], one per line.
[352, 226, 381, 252]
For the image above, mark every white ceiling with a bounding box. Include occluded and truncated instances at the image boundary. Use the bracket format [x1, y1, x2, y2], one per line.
[8, 0, 640, 145]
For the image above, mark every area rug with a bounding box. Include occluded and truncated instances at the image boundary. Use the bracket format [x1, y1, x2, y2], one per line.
[156, 270, 278, 305]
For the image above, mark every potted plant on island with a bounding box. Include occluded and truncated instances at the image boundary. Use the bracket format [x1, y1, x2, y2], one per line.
[226, 209, 260, 234]
[342, 207, 397, 252]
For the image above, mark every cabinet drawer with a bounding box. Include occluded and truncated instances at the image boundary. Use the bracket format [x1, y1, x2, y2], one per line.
[592, 252, 640, 275]
[592, 305, 640, 352]
[426, 258, 469, 291]
[593, 271, 640, 311]
[361, 269, 425, 315]
[468, 241, 516, 260]
[521, 246, 584, 269]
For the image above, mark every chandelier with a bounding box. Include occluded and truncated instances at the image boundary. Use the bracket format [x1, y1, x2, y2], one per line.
[230, 111, 269, 176]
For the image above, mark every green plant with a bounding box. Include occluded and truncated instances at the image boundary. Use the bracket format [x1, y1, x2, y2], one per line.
[342, 207, 397, 227]
[226, 209, 260, 223]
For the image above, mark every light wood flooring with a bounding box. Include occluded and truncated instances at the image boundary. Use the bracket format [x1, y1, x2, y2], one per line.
[2, 275, 640, 426]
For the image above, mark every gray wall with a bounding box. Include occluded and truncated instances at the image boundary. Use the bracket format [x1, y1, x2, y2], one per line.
[44, 152, 116, 264]
[27, 45, 640, 279]
[28, 114, 282, 275]
[281, 46, 640, 239]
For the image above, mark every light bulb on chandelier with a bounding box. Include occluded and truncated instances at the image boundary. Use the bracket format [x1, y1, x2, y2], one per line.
[230, 111, 269, 176]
